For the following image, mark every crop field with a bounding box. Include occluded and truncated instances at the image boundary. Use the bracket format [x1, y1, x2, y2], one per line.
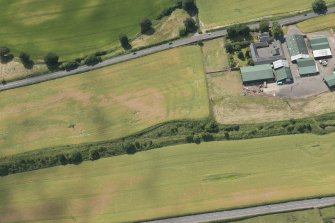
[0, 46, 209, 157]
[201, 38, 229, 73]
[2, 133, 335, 222]
[0, 0, 175, 60]
[297, 13, 335, 33]
[197, 0, 335, 30]
[208, 71, 335, 124]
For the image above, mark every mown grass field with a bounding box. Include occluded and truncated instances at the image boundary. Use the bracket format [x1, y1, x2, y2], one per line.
[2, 133, 335, 222]
[197, 0, 335, 30]
[297, 13, 335, 33]
[0, 46, 209, 157]
[201, 38, 229, 72]
[208, 72, 335, 124]
[0, 0, 175, 60]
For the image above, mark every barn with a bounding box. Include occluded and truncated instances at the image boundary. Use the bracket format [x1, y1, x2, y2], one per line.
[296, 58, 318, 76]
[286, 35, 309, 62]
[240, 64, 274, 84]
[310, 36, 332, 59]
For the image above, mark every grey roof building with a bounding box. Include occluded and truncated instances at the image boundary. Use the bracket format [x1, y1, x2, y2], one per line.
[250, 40, 285, 65]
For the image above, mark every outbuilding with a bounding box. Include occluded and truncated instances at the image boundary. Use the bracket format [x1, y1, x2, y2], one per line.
[286, 35, 309, 62]
[310, 36, 332, 58]
[296, 58, 318, 76]
[274, 67, 293, 84]
[240, 64, 274, 84]
[324, 72, 335, 88]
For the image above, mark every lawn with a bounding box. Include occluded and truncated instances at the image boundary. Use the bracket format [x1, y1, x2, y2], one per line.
[201, 38, 229, 73]
[197, 0, 335, 30]
[2, 133, 335, 222]
[0, 0, 175, 60]
[297, 13, 335, 33]
[208, 71, 335, 124]
[0, 46, 209, 157]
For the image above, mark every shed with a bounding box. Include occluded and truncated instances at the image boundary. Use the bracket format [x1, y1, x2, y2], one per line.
[310, 36, 332, 58]
[296, 58, 318, 76]
[286, 35, 309, 61]
[240, 64, 274, 84]
[274, 67, 293, 83]
[324, 72, 335, 88]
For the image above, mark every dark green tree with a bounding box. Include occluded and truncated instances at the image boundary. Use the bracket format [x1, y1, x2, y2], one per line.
[61, 61, 79, 71]
[312, 0, 327, 14]
[19, 52, 34, 69]
[44, 52, 59, 71]
[182, 0, 198, 15]
[271, 21, 284, 39]
[140, 18, 153, 34]
[184, 18, 197, 33]
[225, 42, 234, 53]
[259, 20, 270, 32]
[84, 55, 102, 66]
[0, 46, 14, 63]
[119, 34, 131, 49]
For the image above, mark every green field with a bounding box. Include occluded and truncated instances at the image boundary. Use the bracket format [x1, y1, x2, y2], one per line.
[201, 38, 229, 73]
[0, 0, 175, 60]
[197, 0, 335, 30]
[297, 13, 335, 33]
[0, 46, 209, 157]
[2, 133, 335, 222]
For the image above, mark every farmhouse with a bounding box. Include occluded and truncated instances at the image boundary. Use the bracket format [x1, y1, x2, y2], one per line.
[324, 72, 335, 88]
[310, 36, 332, 59]
[296, 58, 318, 76]
[240, 64, 274, 84]
[286, 35, 309, 62]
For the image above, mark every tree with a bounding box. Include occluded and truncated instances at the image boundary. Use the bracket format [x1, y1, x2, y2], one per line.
[84, 54, 102, 66]
[60, 61, 79, 71]
[44, 52, 59, 71]
[312, 0, 327, 14]
[68, 151, 82, 165]
[123, 142, 136, 154]
[259, 20, 270, 32]
[179, 28, 188, 37]
[140, 18, 153, 34]
[192, 134, 201, 144]
[89, 150, 100, 161]
[0, 46, 14, 63]
[271, 21, 283, 39]
[227, 24, 250, 39]
[237, 51, 244, 60]
[183, 18, 197, 33]
[119, 34, 131, 49]
[19, 52, 34, 69]
[225, 42, 234, 53]
[182, 0, 198, 15]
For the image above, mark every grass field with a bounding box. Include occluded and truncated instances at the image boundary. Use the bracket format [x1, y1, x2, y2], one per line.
[0, 0, 175, 60]
[297, 13, 335, 33]
[2, 133, 335, 222]
[208, 71, 335, 124]
[201, 38, 229, 72]
[0, 46, 209, 157]
[197, 0, 335, 30]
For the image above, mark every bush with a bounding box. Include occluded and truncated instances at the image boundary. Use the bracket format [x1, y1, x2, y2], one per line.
[247, 58, 254, 66]
[0, 46, 14, 63]
[193, 134, 201, 144]
[124, 142, 136, 154]
[233, 44, 241, 51]
[57, 154, 68, 165]
[60, 61, 79, 71]
[68, 152, 83, 165]
[202, 133, 214, 142]
[182, 0, 198, 15]
[119, 34, 131, 49]
[237, 51, 244, 60]
[259, 20, 270, 32]
[245, 48, 251, 58]
[179, 28, 188, 37]
[44, 52, 59, 71]
[89, 150, 100, 161]
[184, 18, 197, 33]
[271, 21, 283, 39]
[205, 120, 219, 133]
[225, 42, 234, 53]
[227, 24, 250, 39]
[0, 165, 8, 176]
[140, 18, 153, 34]
[84, 55, 102, 66]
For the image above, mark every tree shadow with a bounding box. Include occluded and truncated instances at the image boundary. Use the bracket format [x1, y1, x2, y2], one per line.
[142, 28, 155, 36]
[122, 43, 132, 51]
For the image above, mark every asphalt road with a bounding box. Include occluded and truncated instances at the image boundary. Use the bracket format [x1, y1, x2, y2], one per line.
[1, 7, 335, 91]
[142, 196, 335, 223]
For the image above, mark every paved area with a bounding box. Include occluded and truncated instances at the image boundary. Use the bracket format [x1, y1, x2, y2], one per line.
[142, 196, 335, 223]
[2, 7, 335, 91]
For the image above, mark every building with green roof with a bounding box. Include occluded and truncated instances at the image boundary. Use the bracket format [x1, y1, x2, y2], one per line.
[274, 67, 293, 84]
[240, 64, 274, 84]
[324, 72, 335, 88]
[296, 58, 318, 76]
[286, 35, 309, 61]
[310, 36, 332, 58]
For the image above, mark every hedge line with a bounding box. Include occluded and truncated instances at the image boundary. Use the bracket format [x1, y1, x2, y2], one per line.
[2, 113, 335, 177]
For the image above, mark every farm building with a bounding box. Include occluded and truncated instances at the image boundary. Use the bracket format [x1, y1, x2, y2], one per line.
[250, 40, 285, 65]
[310, 36, 332, 58]
[324, 72, 335, 88]
[240, 64, 274, 84]
[274, 67, 293, 84]
[286, 35, 309, 62]
[273, 59, 289, 69]
[296, 58, 318, 76]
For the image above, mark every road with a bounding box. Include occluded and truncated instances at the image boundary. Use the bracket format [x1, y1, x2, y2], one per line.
[142, 196, 335, 223]
[1, 7, 335, 91]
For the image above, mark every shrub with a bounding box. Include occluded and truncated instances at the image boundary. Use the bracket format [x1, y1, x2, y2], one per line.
[0, 165, 8, 176]
[60, 61, 79, 71]
[225, 42, 234, 53]
[68, 152, 83, 165]
[57, 154, 68, 165]
[245, 48, 251, 58]
[271, 21, 283, 39]
[233, 44, 241, 51]
[237, 51, 244, 60]
[202, 133, 214, 142]
[44, 52, 59, 71]
[179, 28, 188, 37]
[140, 18, 153, 34]
[89, 150, 100, 161]
[124, 142, 136, 154]
[247, 58, 254, 66]
[84, 55, 102, 66]
[0, 46, 14, 63]
[193, 134, 201, 144]
[205, 120, 219, 133]
[259, 20, 270, 32]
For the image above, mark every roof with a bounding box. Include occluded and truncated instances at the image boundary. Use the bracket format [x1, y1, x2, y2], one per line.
[310, 36, 330, 51]
[313, 49, 332, 58]
[324, 72, 335, 87]
[240, 64, 274, 83]
[274, 67, 292, 82]
[286, 35, 309, 60]
[297, 58, 318, 76]
[273, 59, 289, 69]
